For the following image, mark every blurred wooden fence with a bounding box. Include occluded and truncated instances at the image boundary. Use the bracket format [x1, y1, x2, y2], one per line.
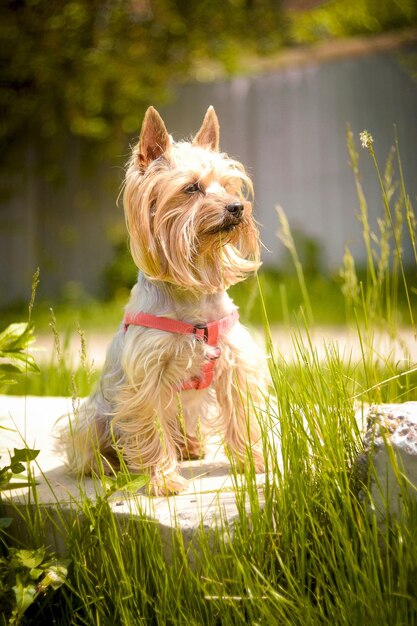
[1, 33, 416, 306]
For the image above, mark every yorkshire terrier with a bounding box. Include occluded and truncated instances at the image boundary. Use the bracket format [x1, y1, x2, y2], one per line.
[64, 106, 267, 495]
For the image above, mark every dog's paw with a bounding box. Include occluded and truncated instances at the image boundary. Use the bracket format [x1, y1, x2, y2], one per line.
[148, 471, 188, 496]
[178, 435, 206, 461]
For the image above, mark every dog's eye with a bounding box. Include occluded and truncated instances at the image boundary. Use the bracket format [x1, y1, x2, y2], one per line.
[184, 182, 202, 194]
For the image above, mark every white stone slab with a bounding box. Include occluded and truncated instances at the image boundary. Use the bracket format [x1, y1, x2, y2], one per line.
[0, 395, 265, 557]
[3, 395, 416, 556]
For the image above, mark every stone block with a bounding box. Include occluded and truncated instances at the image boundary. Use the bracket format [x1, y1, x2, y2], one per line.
[0, 395, 265, 562]
[354, 402, 417, 519]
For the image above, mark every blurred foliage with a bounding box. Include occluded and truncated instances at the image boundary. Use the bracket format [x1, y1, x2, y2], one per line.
[0, 0, 286, 181]
[0, 322, 39, 389]
[102, 239, 137, 301]
[1, 0, 415, 183]
[289, 0, 417, 44]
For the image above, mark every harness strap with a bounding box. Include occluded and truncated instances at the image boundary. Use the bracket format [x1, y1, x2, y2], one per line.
[123, 309, 239, 391]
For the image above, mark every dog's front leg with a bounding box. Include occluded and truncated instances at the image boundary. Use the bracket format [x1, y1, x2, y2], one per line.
[111, 384, 188, 495]
[109, 331, 201, 496]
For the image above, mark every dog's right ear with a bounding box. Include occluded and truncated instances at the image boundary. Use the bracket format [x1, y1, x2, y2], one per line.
[193, 106, 220, 152]
[138, 107, 171, 170]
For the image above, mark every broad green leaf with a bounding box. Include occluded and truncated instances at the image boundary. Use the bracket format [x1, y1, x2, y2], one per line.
[11, 448, 40, 464]
[13, 579, 37, 615]
[0, 517, 12, 528]
[0, 468, 12, 489]
[0, 362, 26, 373]
[0, 323, 34, 352]
[121, 475, 150, 493]
[0, 352, 39, 373]
[14, 548, 45, 569]
[30, 567, 44, 580]
[9, 462, 26, 474]
[103, 472, 149, 494]
[0, 376, 18, 386]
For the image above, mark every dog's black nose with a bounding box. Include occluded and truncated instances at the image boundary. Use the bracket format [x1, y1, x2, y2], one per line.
[226, 202, 244, 219]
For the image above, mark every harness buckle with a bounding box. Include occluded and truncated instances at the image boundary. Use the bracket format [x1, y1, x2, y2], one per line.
[193, 323, 209, 342]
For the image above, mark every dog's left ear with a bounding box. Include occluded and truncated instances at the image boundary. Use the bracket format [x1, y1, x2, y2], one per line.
[138, 106, 171, 170]
[193, 106, 220, 152]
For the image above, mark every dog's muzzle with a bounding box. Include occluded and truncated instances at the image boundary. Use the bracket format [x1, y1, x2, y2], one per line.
[208, 202, 244, 235]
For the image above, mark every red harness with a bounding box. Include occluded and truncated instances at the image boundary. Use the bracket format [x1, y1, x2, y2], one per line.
[123, 309, 239, 391]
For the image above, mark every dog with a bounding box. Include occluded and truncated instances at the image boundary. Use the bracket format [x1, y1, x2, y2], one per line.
[64, 106, 267, 495]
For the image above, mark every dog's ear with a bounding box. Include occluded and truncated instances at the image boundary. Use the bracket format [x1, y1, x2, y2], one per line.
[138, 107, 171, 170]
[193, 106, 220, 151]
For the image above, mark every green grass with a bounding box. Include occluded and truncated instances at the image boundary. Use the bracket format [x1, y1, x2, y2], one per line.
[1, 129, 417, 624]
[2, 357, 101, 398]
[2, 266, 415, 398]
[3, 327, 417, 625]
[0, 297, 125, 337]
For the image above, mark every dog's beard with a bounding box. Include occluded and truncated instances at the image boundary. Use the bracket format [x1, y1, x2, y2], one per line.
[124, 144, 261, 293]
